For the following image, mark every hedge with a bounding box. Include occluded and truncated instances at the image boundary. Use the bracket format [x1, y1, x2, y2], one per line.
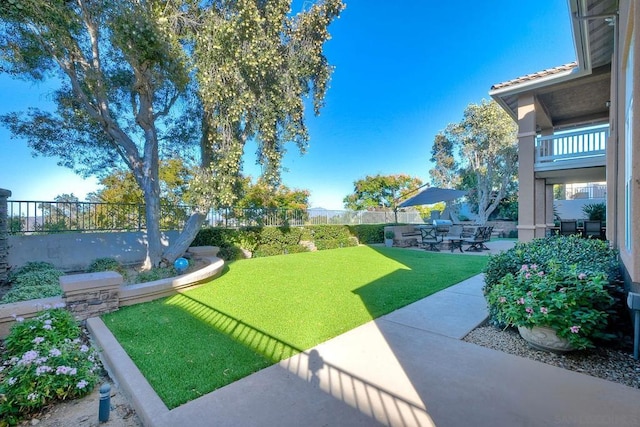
[192, 224, 387, 260]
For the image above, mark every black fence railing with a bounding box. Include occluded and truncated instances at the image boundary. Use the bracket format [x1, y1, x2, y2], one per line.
[6, 200, 424, 234]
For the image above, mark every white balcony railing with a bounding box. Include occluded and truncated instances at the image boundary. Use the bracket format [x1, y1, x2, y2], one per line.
[535, 126, 608, 170]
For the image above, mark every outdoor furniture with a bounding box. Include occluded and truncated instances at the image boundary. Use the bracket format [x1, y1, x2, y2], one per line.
[419, 226, 442, 251]
[441, 224, 464, 252]
[463, 226, 487, 252]
[442, 236, 464, 253]
[480, 226, 494, 250]
[583, 220, 604, 239]
[559, 221, 579, 236]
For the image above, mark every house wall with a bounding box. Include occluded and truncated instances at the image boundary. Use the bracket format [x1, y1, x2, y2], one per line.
[554, 198, 606, 220]
[611, 0, 640, 292]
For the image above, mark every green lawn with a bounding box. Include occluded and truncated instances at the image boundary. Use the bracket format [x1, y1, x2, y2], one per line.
[102, 245, 488, 408]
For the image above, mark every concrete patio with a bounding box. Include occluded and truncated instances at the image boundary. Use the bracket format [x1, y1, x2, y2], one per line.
[88, 268, 640, 427]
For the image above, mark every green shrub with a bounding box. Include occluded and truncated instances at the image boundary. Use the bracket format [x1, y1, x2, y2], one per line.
[7, 262, 57, 282]
[305, 225, 358, 250]
[252, 227, 305, 257]
[134, 267, 179, 284]
[483, 235, 620, 332]
[192, 224, 367, 259]
[2, 270, 64, 304]
[87, 257, 124, 274]
[0, 308, 100, 425]
[217, 246, 245, 261]
[484, 235, 619, 294]
[582, 202, 606, 221]
[487, 263, 613, 349]
[347, 224, 384, 244]
[86, 257, 128, 282]
[314, 237, 358, 250]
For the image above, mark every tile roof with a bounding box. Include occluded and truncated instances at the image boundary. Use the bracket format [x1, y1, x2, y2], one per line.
[490, 62, 578, 91]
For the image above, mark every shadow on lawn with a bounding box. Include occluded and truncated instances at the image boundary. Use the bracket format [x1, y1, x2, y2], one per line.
[174, 292, 301, 362]
[172, 291, 430, 425]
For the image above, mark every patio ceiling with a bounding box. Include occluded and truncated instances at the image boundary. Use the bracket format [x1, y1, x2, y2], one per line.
[489, 0, 617, 131]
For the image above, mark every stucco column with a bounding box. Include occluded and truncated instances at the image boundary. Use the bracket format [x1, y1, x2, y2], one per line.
[517, 95, 537, 242]
[545, 184, 555, 232]
[534, 178, 548, 238]
[0, 188, 11, 284]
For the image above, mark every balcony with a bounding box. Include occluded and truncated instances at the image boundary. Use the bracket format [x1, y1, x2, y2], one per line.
[535, 126, 608, 172]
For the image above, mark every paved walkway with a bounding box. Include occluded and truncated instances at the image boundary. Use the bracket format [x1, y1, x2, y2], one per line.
[88, 243, 640, 427]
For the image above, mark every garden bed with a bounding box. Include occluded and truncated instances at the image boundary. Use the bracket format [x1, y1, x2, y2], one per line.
[464, 325, 640, 389]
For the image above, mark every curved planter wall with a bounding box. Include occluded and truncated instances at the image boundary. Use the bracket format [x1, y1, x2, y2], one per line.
[0, 246, 223, 338]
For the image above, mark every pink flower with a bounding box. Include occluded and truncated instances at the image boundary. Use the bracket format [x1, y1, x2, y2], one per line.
[520, 264, 529, 271]
[56, 365, 76, 375]
[537, 271, 545, 277]
[517, 298, 525, 305]
[530, 264, 538, 270]
[525, 273, 531, 279]
[578, 273, 587, 280]
[35, 365, 53, 376]
[540, 307, 548, 314]
[525, 307, 534, 314]
[18, 350, 39, 366]
[570, 325, 581, 333]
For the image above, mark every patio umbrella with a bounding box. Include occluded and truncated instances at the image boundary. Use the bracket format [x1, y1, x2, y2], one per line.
[398, 187, 467, 208]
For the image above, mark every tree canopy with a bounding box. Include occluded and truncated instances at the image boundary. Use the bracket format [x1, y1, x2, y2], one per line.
[0, 0, 344, 267]
[428, 100, 517, 224]
[236, 177, 309, 211]
[343, 174, 423, 211]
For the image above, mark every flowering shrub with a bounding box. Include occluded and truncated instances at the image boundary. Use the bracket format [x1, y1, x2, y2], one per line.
[486, 262, 614, 350]
[0, 307, 100, 426]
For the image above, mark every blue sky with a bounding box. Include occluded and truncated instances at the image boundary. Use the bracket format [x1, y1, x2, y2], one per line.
[0, 1, 576, 209]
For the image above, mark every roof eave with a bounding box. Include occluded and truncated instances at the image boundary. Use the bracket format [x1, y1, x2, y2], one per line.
[488, 66, 583, 98]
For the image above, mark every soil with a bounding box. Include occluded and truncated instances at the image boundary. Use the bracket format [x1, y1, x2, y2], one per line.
[18, 372, 142, 427]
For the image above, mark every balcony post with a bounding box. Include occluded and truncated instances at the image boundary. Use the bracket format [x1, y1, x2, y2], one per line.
[516, 95, 537, 242]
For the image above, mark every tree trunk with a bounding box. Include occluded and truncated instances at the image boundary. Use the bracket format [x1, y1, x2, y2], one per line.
[141, 183, 163, 269]
[162, 211, 208, 264]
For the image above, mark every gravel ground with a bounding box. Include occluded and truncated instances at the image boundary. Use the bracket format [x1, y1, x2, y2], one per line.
[464, 324, 640, 389]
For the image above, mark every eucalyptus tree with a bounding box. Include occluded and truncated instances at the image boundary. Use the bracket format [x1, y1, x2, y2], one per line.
[428, 100, 518, 224]
[0, 0, 344, 267]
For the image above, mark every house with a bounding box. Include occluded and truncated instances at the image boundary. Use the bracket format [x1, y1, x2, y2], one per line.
[490, 0, 638, 293]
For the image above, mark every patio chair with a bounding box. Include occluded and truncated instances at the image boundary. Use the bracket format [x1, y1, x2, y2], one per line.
[463, 226, 487, 252]
[479, 225, 494, 250]
[583, 220, 604, 239]
[419, 226, 442, 251]
[447, 224, 463, 237]
[559, 221, 579, 236]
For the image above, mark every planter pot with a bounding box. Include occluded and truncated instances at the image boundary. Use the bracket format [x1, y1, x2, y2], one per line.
[384, 239, 394, 248]
[517, 325, 575, 353]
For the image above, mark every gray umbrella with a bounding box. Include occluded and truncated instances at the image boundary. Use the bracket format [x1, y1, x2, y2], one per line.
[398, 187, 467, 208]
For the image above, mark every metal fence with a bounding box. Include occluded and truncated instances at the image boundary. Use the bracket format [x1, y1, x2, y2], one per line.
[6, 200, 425, 234]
